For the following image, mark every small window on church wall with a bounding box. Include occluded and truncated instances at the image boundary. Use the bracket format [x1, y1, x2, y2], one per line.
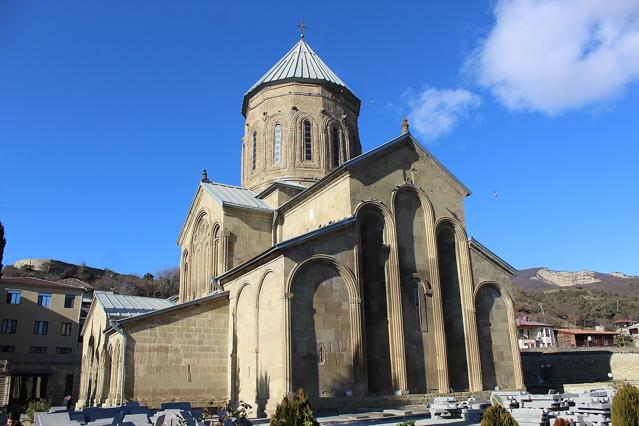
[332, 126, 340, 166]
[252, 131, 257, 171]
[416, 284, 429, 332]
[303, 120, 312, 161]
[317, 343, 326, 365]
[274, 124, 282, 165]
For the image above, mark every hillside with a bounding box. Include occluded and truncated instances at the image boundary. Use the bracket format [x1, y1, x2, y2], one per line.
[511, 267, 639, 328]
[2, 258, 179, 299]
[4, 260, 637, 328]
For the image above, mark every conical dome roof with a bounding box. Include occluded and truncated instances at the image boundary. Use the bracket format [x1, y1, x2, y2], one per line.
[242, 38, 359, 115]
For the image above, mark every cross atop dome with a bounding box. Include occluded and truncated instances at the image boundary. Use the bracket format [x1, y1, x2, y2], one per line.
[297, 21, 308, 38]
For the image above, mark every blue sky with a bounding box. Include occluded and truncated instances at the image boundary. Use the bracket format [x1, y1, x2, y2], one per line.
[1, 0, 638, 276]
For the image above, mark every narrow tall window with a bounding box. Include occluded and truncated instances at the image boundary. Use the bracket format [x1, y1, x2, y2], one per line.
[252, 131, 257, 171]
[303, 120, 312, 160]
[274, 124, 282, 165]
[331, 126, 340, 166]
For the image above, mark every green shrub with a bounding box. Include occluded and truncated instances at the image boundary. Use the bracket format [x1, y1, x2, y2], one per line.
[26, 399, 51, 422]
[552, 417, 570, 426]
[270, 389, 319, 426]
[216, 400, 252, 425]
[612, 383, 639, 426]
[481, 404, 518, 426]
[397, 420, 415, 426]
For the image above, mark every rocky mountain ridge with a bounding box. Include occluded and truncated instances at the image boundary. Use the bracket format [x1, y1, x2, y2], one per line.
[512, 267, 639, 295]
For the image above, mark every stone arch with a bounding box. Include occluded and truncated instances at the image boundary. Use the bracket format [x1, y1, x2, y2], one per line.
[212, 224, 221, 278]
[474, 281, 522, 390]
[321, 117, 347, 169]
[246, 121, 263, 176]
[100, 347, 111, 405]
[355, 203, 396, 394]
[295, 114, 320, 166]
[96, 347, 110, 404]
[393, 187, 438, 393]
[288, 258, 357, 397]
[84, 335, 96, 405]
[284, 255, 363, 395]
[180, 249, 190, 301]
[233, 281, 256, 403]
[79, 354, 88, 406]
[189, 211, 215, 300]
[108, 340, 121, 405]
[435, 218, 470, 391]
[264, 114, 289, 170]
[255, 270, 283, 412]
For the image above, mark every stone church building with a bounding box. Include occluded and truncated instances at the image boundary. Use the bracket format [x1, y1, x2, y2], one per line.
[78, 35, 523, 413]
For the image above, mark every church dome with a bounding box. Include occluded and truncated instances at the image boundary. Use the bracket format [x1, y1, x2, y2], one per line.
[240, 36, 362, 192]
[242, 37, 360, 116]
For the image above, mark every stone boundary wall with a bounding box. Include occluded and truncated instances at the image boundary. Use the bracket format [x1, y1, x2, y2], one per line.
[521, 349, 639, 392]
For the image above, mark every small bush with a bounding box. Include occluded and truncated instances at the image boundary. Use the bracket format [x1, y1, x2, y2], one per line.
[481, 404, 518, 426]
[26, 399, 51, 422]
[270, 389, 319, 426]
[552, 417, 570, 426]
[397, 420, 415, 426]
[216, 400, 252, 425]
[612, 383, 639, 426]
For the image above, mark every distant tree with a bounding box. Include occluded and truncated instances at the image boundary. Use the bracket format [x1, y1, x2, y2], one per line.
[143, 272, 154, 281]
[0, 221, 5, 278]
[614, 334, 635, 347]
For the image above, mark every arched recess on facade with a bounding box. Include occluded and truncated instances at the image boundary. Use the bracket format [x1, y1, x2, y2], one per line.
[435, 217, 471, 391]
[189, 210, 217, 300]
[391, 185, 441, 393]
[285, 255, 364, 397]
[232, 281, 256, 403]
[79, 354, 88, 406]
[321, 117, 347, 170]
[246, 121, 263, 176]
[354, 201, 402, 394]
[108, 340, 121, 405]
[94, 347, 107, 404]
[84, 335, 96, 405]
[474, 281, 523, 390]
[180, 249, 190, 301]
[294, 114, 320, 166]
[254, 270, 283, 413]
[264, 114, 288, 170]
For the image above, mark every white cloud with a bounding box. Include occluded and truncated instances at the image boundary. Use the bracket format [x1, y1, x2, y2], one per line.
[403, 87, 481, 140]
[470, 0, 639, 114]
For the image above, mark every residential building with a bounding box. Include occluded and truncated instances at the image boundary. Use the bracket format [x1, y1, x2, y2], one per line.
[516, 318, 556, 349]
[0, 276, 90, 409]
[555, 329, 618, 348]
[612, 318, 635, 334]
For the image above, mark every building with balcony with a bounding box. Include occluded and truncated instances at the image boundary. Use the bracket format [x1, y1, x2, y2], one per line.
[516, 318, 556, 349]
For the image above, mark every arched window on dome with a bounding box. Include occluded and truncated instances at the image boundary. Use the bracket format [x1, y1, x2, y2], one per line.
[274, 124, 282, 165]
[331, 126, 340, 167]
[252, 131, 257, 171]
[303, 120, 312, 161]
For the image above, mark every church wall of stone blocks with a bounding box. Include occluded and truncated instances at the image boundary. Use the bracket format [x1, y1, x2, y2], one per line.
[78, 36, 523, 413]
